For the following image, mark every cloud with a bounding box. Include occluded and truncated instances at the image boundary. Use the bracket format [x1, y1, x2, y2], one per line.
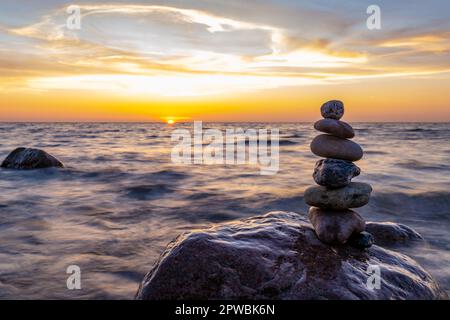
[2, 2, 450, 97]
[379, 31, 450, 53]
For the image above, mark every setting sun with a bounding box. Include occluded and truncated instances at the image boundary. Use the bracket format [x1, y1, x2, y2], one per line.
[167, 119, 175, 125]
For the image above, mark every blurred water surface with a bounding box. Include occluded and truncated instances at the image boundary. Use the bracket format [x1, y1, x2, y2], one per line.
[0, 122, 449, 298]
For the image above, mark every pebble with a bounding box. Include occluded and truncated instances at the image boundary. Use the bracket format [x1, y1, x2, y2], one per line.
[304, 182, 372, 209]
[310, 134, 363, 161]
[313, 158, 360, 188]
[308, 207, 366, 244]
[1, 147, 64, 169]
[320, 100, 344, 120]
[348, 231, 374, 249]
[314, 119, 354, 139]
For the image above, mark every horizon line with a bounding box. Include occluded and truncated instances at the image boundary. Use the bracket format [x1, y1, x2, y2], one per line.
[1, 121, 449, 124]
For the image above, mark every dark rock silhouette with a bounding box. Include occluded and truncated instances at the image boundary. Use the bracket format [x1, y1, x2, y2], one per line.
[1, 147, 63, 169]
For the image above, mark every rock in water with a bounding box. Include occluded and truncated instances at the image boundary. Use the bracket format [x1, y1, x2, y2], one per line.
[348, 231, 374, 249]
[135, 211, 448, 300]
[314, 119, 355, 139]
[320, 100, 344, 120]
[311, 134, 363, 161]
[304, 182, 372, 209]
[1, 147, 63, 169]
[313, 158, 360, 188]
[365, 222, 424, 247]
[308, 207, 365, 244]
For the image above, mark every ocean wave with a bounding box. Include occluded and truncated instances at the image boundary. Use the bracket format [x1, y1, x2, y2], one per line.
[278, 139, 299, 146]
[397, 160, 450, 171]
[369, 191, 450, 218]
[122, 184, 174, 201]
[142, 169, 189, 181]
[0, 122, 449, 299]
[364, 150, 389, 155]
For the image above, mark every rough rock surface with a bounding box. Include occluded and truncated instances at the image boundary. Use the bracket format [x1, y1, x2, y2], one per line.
[136, 211, 448, 300]
[1, 147, 63, 169]
[320, 100, 344, 120]
[304, 182, 372, 209]
[310, 134, 363, 161]
[314, 119, 355, 139]
[308, 207, 365, 244]
[366, 222, 424, 247]
[313, 158, 360, 188]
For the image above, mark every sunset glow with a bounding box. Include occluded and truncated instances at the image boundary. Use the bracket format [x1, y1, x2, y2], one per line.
[1, 1, 450, 121]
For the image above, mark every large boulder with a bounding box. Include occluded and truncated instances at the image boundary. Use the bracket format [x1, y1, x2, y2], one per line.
[136, 211, 447, 300]
[1, 147, 63, 169]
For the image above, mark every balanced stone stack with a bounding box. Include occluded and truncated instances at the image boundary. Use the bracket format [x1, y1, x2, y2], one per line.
[305, 100, 373, 247]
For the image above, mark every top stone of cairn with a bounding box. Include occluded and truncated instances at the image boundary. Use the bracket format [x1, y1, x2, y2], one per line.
[321, 100, 344, 120]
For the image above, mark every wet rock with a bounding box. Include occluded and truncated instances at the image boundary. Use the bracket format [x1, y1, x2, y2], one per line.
[348, 231, 374, 249]
[310, 134, 363, 161]
[136, 211, 448, 300]
[1, 147, 63, 169]
[366, 222, 424, 247]
[304, 182, 372, 210]
[320, 100, 344, 120]
[314, 119, 355, 139]
[313, 158, 360, 188]
[309, 207, 365, 244]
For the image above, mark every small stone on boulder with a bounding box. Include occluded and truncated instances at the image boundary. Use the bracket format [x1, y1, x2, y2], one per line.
[304, 182, 372, 210]
[310, 134, 363, 162]
[320, 100, 344, 120]
[309, 207, 365, 244]
[1, 147, 63, 169]
[348, 231, 374, 249]
[366, 222, 424, 247]
[314, 119, 355, 139]
[313, 158, 360, 188]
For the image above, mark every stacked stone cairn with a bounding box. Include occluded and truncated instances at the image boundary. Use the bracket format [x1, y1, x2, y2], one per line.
[305, 100, 373, 248]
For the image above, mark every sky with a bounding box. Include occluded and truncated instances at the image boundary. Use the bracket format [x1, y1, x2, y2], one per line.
[1, 0, 450, 122]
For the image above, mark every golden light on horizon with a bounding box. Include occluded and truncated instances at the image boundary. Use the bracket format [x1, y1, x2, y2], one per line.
[1, 2, 450, 122]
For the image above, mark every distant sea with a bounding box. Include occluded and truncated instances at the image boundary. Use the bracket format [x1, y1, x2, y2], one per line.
[0, 122, 449, 299]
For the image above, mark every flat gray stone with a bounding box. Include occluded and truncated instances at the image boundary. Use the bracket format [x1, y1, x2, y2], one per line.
[311, 134, 363, 161]
[304, 182, 372, 209]
[314, 119, 355, 139]
[309, 207, 365, 244]
[313, 158, 360, 188]
[321, 100, 344, 120]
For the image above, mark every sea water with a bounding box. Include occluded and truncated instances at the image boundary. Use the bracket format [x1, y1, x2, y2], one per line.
[0, 122, 448, 298]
